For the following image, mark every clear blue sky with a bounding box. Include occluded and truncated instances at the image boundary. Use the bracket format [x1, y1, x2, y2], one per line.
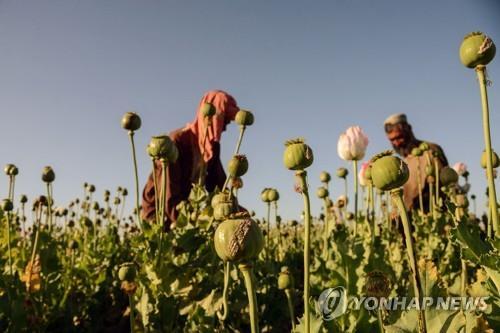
[0, 0, 499, 221]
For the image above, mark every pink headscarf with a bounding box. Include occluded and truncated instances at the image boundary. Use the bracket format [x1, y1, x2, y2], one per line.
[187, 90, 239, 162]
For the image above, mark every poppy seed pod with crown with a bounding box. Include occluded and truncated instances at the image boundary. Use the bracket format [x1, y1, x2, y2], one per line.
[319, 171, 331, 183]
[4, 164, 18, 176]
[20, 194, 28, 204]
[260, 188, 271, 203]
[41, 166, 55, 183]
[200, 102, 216, 118]
[316, 187, 329, 199]
[278, 266, 294, 290]
[235, 109, 254, 126]
[370, 151, 409, 191]
[481, 150, 500, 169]
[2, 198, 13, 212]
[121, 112, 141, 132]
[336, 167, 348, 178]
[267, 188, 280, 202]
[283, 138, 314, 170]
[227, 155, 249, 178]
[211, 190, 232, 208]
[147, 135, 179, 163]
[440, 167, 459, 187]
[214, 213, 264, 262]
[460, 32, 496, 68]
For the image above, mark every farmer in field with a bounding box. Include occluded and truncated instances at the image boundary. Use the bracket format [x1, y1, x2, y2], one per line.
[141, 90, 239, 228]
[384, 113, 448, 212]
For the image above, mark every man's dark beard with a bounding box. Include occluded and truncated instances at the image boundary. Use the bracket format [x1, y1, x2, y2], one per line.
[392, 139, 422, 158]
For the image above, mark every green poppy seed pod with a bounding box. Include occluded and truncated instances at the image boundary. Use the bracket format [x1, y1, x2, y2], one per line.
[114, 197, 121, 205]
[419, 142, 430, 151]
[41, 166, 55, 183]
[481, 150, 500, 169]
[336, 167, 348, 178]
[121, 112, 142, 132]
[122, 188, 128, 196]
[460, 32, 496, 68]
[283, 138, 314, 170]
[82, 216, 93, 228]
[227, 155, 249, 178]
[69, 240, 79, 250]
[316, 186, 329, 199]
[235, 109, 254, 126]
[211, 190, 232, 207]
[213, 201, 235, 221]
[2, 198, 13, 211]
[4, 164, 13, 175]
[440, 167, 459, 187]
[147, 135, 179, 163]
[425, 164, 435, 177]
[261, 188, 271, 203]
[278, 266, 294, 290]
[214, 214, 264, 262]
[4, 164, 18, 176]
[346, 212, 354, 221]
[231, 177, 244, 189]
[365, 271, 391, 298]
[20, 195, 28, 204]
[88, 184, 96, 193]
[411, 147, 423, 157]
[200, 102, 216, 118]
[92, 202, 100, 211]
[267, 188, 280, 202]
[118, 263, 137, 282]
[370, 152, 409, 191]
[319, 171, 331, 183]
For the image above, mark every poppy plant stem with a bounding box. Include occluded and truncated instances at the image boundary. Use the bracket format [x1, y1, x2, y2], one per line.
[353, 160, 359, 236]
[217, 261, 231, 321]
[239, 263, 260, 333]
[296, 170, 311, 333]
[391, 189, 426, 333]
[476, 65, 499, 237]
[233, 125, 246, 156]
[128, 131, 143, 231]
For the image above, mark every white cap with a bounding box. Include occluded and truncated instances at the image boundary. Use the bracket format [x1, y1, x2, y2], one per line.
[384, 113, 407, 126]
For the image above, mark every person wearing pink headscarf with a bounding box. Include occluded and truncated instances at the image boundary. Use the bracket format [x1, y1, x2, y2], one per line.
[141, 90, 239, 228]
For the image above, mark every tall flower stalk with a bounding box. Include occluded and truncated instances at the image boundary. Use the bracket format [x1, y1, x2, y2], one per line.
[337, 126, 369, 236]
[2, 199, 14, 276]
[122, 112, 143, 231]
[476, 66, 498, 237]
[460, 31, 498, 236]
[370, 151, 426, 332]
[283, 137, 313, 333]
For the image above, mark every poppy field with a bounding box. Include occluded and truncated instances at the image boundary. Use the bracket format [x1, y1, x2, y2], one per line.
[0, 32, 499, 333]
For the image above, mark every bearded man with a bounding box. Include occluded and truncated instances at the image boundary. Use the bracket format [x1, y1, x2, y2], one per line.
[384, 113, 448, 212]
